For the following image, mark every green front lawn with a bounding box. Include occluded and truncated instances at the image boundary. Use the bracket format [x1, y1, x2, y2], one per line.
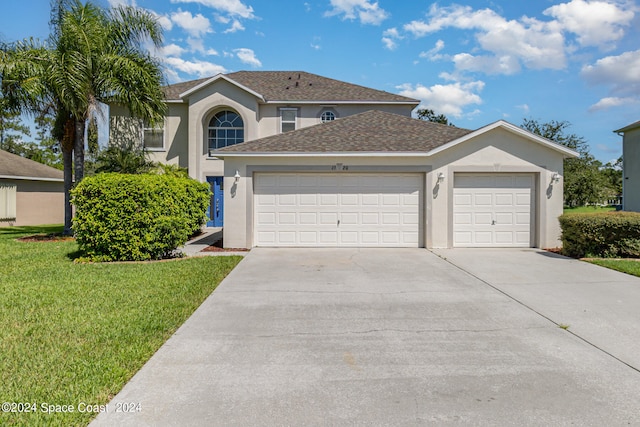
[563, 205, 616, 214]
[586, 259, 640, 278]
[0, 226, 242, 427]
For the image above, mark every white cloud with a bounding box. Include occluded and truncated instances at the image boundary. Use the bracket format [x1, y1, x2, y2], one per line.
[582, 50, 640, 111]
[215, 15, 231, 24]
[452, 53, 522, 75]
[234, 48, 262, 67]
[516, 104, 530, 114]
[164, 57, 227, 77]
[382, 27, 401, 50]
[224, 20, 245, 33]
[403, 4, 567, 74]
[186, 37, 205, 53]
[544, 0, 635, 49]
[581, 49, 640, 89]
[589, 97, 638, 112]
[155, 14, 174, 31]
[419, 39, 445, 60]
[206, 48, 219, 56]
[107, 0, 136, 6]
[397, 80, 485, 117]
[311, 43, 321, 50]
[161, 43, 186, 57]
[171, 10, 212, 37]
[170, 0, 255, 19]
[326, 0, 389, 25]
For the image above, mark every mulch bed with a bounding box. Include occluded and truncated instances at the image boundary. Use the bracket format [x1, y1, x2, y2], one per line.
[17, 234, 75, 242]
[200, 238, 249, 252]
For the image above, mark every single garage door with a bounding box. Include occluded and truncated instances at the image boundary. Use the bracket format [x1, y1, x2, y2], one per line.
[453, 173, 535, 247]
[254, 173, 422, 247]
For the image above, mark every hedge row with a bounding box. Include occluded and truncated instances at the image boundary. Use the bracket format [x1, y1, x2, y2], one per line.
[559, 212, 640, 258]
[71, 173, 210, 261]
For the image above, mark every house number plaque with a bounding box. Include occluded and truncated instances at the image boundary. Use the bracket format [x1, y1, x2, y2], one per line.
[330, 163, 349, 171]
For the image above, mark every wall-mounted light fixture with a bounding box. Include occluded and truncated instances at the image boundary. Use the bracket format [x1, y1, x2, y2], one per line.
[437, 172, 445, 183]
[551, 172, 560, 183]
[234, 170, 241, 182]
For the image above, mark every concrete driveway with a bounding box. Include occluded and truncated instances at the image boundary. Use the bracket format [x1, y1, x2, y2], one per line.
[91, 248, 640, 426]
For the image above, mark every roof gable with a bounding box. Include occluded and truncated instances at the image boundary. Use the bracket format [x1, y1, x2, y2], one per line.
[163, 71, 419, 104]
[426, 120, 579, 158]
[0, 149, 64, 181]
[177, 74, 265, 101]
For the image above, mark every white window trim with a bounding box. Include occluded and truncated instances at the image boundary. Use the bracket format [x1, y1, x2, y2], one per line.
[141, 120, 166, 152]
[280, 108, 298, 133]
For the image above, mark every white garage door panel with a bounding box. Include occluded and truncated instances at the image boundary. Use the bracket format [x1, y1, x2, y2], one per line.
[453, 173, 535, 247]
[254, 173, 422, 247]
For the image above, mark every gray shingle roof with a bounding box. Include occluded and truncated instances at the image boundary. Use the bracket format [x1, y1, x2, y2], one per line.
[214, 110, 473, 154]
[0, 149, 64, 180]
[163, 71, 418, 104]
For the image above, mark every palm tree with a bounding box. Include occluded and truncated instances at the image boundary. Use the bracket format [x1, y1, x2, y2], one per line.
[0, 0, 166, 234]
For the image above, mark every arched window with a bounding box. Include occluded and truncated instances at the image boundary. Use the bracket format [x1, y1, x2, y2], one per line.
[208, 110, 244, 155]
[321, 110, 336, 123]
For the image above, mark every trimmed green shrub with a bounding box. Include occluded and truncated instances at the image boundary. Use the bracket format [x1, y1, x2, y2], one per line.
[559, 212, 640, 258]
[71, 173, 210, 261]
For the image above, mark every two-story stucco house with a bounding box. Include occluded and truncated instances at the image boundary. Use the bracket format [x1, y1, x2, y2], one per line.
[110, 71, 418, 227]
[615, 120, 640, 212]
[110, 70, 577, 249]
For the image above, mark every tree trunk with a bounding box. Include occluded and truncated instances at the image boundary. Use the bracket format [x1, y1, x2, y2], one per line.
[73, 118, 85, 184]
[63, 147, 73, 235]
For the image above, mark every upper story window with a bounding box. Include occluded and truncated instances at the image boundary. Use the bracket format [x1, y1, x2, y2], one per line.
[321, 110, 336, 123]
[208, 110, 244, 156]
[280, 108, 297, 133]
[142, 120, 164, 150]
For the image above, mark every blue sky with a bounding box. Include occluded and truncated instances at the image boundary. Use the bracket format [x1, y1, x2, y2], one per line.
[1, 0, 639, 162]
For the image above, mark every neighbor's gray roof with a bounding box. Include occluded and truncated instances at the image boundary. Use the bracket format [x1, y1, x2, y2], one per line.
[0, 149, 64, 181]
[163, 71, 418, 104]
[214, 110, 473, 154]
[614, 120, 640, 133]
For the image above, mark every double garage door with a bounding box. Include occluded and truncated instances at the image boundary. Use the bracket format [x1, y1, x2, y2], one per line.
[254, 173, 422, 247]
[453, 173, 535, 247]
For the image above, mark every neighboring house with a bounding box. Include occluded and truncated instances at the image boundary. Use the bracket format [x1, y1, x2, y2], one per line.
[0, 149, 64, 226]
[109, 71, 418, 227]
[109, 70, 578, 249]
[615, 120, 640, 212]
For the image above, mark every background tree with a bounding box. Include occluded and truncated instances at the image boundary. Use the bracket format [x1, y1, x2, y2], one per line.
[417, 108, 454, 126]
[521, 118, 617, 207]
[1, 0, 166, 234]
[0, 94, 31, 152]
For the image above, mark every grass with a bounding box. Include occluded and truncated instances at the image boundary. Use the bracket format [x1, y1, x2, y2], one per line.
[0, 225, 242, 427]
[586, 259, 640, 278]
[563, 205, 616, 214]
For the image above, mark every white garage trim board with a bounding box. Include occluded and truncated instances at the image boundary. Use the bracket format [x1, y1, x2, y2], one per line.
[254, 173, 423, 247]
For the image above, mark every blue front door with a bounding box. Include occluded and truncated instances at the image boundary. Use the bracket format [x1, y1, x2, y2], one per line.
[206, 176, 224, 227]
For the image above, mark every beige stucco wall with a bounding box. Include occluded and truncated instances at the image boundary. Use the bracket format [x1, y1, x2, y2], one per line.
[623, 127, 640, 212]
[221, 127, 566, 249]
[0, 179, 64, 226]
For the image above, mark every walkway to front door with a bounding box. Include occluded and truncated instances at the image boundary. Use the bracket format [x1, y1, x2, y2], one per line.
[206, 176, 224, 227]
